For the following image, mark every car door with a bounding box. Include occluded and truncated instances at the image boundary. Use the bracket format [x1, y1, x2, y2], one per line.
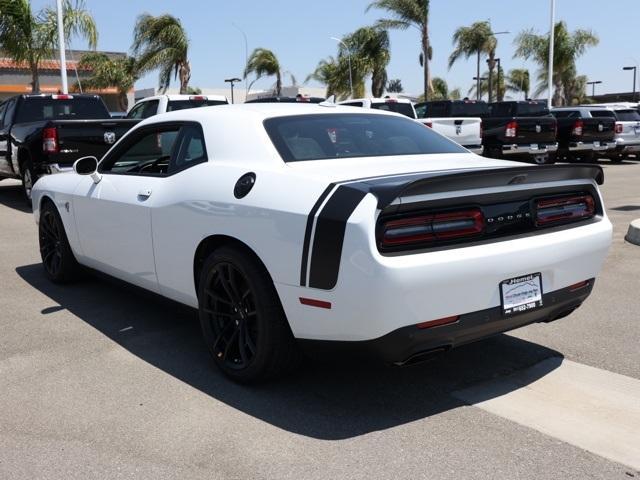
[72, 123, 181, 292]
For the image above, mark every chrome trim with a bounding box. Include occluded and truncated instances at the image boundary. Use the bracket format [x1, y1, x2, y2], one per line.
[568, 141, 615, 152]
[502, 143, 558, 155]
[47, 164, 74, 174]
[465, 145, 484, 155]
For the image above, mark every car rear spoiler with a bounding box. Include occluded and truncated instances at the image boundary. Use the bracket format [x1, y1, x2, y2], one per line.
[353, 164, 604, 209]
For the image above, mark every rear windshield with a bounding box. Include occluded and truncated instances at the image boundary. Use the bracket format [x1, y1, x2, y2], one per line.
[615, 109, 640, 121]
[15, 97, 109, 122]
[515, 102, 549, 116]
[264, 113, 466, 162]
[370, 101, 416, 119]
[166, 100, 227, 112]
[590, 110, 616, 118]
[450, 102, 489, 117]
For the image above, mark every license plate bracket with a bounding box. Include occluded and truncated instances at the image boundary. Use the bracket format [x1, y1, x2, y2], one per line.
[500, 273, 543, 316]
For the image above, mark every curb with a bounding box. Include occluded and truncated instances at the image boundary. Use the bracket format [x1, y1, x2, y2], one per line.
[625, 218, 640, 246]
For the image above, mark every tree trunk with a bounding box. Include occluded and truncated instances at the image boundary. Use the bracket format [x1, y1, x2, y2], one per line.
[276, 71, 282, 96]
[422, 25, 429, 101]
[179, 60, 191, 95]
[476, 52, 480, 101]
[30, 61, 40, 93]
[487, 52, 496, 103]
[118, 92, 129, 112]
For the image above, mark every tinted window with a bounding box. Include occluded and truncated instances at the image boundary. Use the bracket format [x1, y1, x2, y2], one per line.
[414, 103, 427, 118]
[450, 102, 489, 116]
[552, 111, 578, 118]
[615, 109, 640, 121]
[264, 113, 466, 162]
[341, 102, 364, 107]
[590, 110, 615, 118]
[166, 100, 227, 112]
[15, 97, 110, 122]
[126, 103, 146, 119]
[515, 102, 549, 116]
[3, 99, 17, 127]
[168, 124, 207, 173]
[490, 103, 512, 117]
[102, 127, 180, 175]
[0, 102, 7, 128]
[371, 101, 416, 119]
[427, 103, 448, 117]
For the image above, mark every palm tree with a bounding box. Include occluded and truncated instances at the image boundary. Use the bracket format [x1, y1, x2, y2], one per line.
[367, 0, 431, 100]
[506, 68, 530, 99]
[244, 48, 282, 96]
[467, 72, 490, 100]
[448, 21, 496, 102]
[387, 78, 403, 93]
[513, 21, 598, 106]
[340, 27, 390, 97]
[0, 0, 97, 92]
[76, 52, 137, 111]
[132, 14, 191, 94]
[307, 56, 361, 100]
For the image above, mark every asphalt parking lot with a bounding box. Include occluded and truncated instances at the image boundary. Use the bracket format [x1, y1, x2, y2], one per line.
[1, 159, 639, 480]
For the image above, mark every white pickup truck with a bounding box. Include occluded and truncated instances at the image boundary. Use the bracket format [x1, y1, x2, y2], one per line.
[414, 100, 484, 155]
[126, 94, 229, 119]
[590, 103, 640, 160]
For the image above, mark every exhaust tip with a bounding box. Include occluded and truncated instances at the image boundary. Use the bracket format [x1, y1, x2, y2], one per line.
[394, 346, 450, 367]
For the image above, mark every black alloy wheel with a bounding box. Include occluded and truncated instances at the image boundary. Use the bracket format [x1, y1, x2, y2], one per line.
[38, 201, 80, 282]
[198, 246, 299, 383]
[202, 261, 259, 370]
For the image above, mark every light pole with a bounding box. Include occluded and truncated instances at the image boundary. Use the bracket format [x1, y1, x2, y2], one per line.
[232, 23, 249, 96]
[473, 77, 488, 101]
[486, 31, 509, 103]
[56, 0, 68, 94]
[487, 57, 503, 102]
[623, 66, 637, 102]
[225, 77, 242, 104]
[548, 0, 556, 109]
[587, 80, 602, 98]
[330, 36, 353, 99]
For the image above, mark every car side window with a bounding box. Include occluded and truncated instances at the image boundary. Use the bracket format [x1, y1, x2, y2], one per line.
[3, 99, 17, 128]
[414, 103, 427, 118]
[341, 102, 363, 107]
[168, 124, 208, 174]
[141, 100, 159, 118]
[101, 126, 181, 175]
[0, 102, 7, 128]
[429, 103, 447, 117]
[127, 102, 146, 119]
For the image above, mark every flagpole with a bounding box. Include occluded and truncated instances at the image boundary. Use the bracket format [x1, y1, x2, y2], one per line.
[56, 0, 68, 94]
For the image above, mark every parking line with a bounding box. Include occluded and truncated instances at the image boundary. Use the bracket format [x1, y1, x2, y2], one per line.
[453, 358, 640, 470]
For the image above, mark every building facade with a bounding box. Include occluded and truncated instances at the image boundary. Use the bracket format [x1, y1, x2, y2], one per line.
[0, 49, 134, 112]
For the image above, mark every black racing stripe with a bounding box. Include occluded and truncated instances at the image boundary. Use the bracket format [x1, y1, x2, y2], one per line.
[308, 186, 368, 290]
[300, 183, 336, 286]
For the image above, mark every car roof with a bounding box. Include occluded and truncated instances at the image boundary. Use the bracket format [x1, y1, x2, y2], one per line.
[342, 97, 413, 103]
[245, 96, 325, 104]
[137, 94, 228, 102]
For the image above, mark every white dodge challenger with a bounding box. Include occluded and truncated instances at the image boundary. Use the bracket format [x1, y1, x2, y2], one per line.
[32, 104, 612, 382]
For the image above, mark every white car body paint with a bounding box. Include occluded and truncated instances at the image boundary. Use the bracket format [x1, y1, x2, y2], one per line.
[32, 104, 612, 350]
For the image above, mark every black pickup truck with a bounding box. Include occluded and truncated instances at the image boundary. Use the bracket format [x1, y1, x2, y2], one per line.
[481, 101, 558, 164]
[551, 107, 616, 162]
[0, 94, 139, 201]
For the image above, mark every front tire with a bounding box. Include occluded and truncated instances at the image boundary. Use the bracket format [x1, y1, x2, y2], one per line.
[198, 246, 299, 383]
[39, 201, 80, 283]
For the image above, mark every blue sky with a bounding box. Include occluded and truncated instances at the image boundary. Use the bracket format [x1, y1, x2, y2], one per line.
[32, 0, 640, 97]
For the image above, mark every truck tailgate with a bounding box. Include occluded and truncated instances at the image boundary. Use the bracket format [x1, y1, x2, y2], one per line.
[581, 117, 616, 142]
[514, 117, 556, 143]
[47, 119, 140, 166]
[423, 117, 482, 147]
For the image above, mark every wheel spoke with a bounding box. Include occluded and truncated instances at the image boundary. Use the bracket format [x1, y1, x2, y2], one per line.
[222, 328, 240, 361]
[204, 289, 233, 306]
[237, 323, 248, 364]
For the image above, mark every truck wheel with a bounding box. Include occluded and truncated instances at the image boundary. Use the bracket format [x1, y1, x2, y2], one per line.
[21, 160, 37, 204]
[198, 245, 300, 383]
[39, 200, 81, 283]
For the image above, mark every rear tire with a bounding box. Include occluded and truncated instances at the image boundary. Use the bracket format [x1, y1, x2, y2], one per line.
[21, 160, 37, 205]
[198, 245, 300, 383]
[39, 200, 81, 283]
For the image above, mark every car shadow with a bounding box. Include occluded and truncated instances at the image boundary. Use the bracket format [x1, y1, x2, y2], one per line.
[0, 182, 31, 213]
[16, 263, 564, 440]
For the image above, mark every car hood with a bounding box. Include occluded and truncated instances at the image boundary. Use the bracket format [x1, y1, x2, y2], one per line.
[284, 152, 522, 183]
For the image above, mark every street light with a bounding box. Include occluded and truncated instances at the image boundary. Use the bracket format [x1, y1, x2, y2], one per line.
[225, 77, 242, 104]
[623, 66, 638, 102]
[232, 23, 249, 96]
[486, 31, 509, 103]
[473, 76, 487, 101]
[587, 80, 602, 97]
[487, 57, 503, 102]
[330, 36, 353, 99]
[548, 0, 556, 109]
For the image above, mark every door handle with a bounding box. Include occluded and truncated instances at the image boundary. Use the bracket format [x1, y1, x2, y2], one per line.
[138, 188, 152, 199]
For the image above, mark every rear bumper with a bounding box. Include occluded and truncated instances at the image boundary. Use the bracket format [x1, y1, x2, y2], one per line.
[299, 280, 594, 365]
[502, 143, 558, 155]
[568, 141, 615, 152]
[614, 142, 640, 153]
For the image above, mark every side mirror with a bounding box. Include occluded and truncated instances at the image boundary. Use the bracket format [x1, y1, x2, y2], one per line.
[73, 156, 101, 184]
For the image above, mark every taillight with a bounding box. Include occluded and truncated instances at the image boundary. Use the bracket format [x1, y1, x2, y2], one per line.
[51, 94, 72, 100]
[505, 120, 517, 138]
[189, 95, 207, 101]
[42, 127, 58, 153]
[381, 208, 484, 248]
[571, 119, 584, 136]
[535, 194, 595, 227]
[424, 121, 433, 128]
[615, 122, 623, 134]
